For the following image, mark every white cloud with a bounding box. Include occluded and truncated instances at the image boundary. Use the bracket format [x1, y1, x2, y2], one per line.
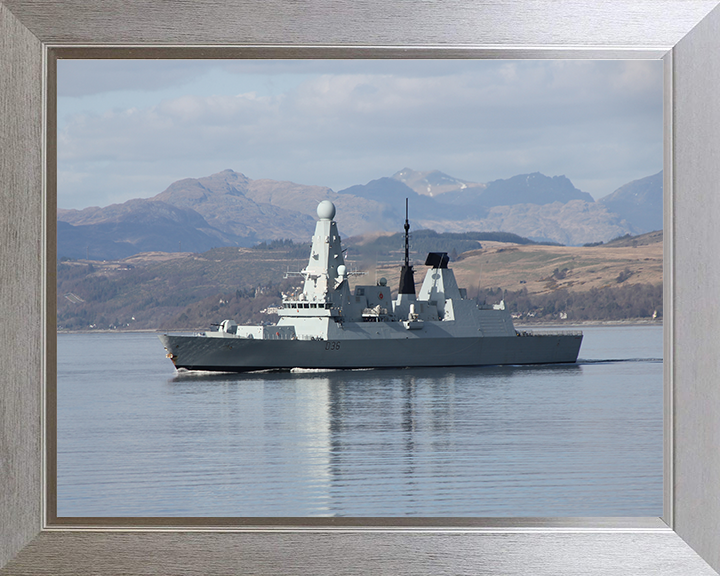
[57, 60, 663, 208]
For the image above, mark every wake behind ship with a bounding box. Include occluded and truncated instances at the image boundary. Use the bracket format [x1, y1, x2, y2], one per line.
[159, 201, 582, 372]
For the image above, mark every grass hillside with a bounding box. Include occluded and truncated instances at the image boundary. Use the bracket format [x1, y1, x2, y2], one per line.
[57, 231, 662, 331]
[351, 231, 661, 294]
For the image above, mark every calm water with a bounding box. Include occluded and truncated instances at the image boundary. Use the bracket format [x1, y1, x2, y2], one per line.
[57, 324, 663, 517]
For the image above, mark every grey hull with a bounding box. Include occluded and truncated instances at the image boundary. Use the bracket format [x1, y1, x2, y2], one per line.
[159, 332, 583, 373]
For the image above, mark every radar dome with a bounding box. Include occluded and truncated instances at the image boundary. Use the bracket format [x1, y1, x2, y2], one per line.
[317, 200, 336, 221]
[337, 265, 347, 277]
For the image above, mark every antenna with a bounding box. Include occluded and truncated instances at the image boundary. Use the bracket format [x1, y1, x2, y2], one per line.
[403, 197, 410, 267]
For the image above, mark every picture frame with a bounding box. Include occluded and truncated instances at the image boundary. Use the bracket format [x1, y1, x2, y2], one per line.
[2, 1, 720, 573]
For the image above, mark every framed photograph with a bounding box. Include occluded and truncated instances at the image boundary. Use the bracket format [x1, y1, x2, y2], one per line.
[53, 57, 664, 521]
[2, 1, 720, 574]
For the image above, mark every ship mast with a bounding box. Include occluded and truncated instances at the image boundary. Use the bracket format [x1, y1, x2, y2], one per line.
[398, 198, 415, 295]
[403, 198, 410, 267]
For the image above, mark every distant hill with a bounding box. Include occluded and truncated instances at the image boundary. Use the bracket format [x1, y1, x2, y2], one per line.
[439, 172, 595, 208]
[588, 229, 663, 248]
[57, 199, 253, 260]
[338, 170, 599, 224]
[151, 170, 318, 240]
[598, 171, 663, 233]
[57, 168, 661, 260]
[57, 170, 396, 260]
[417, 199, 639, 246]
[392, 168, 483, 197]
[344, 229, 550, 266]
[152, 169, 401, 239]
[337, 177, 465, 221]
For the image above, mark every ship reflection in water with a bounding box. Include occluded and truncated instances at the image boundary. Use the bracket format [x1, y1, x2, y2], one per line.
[162, 359, 655, 518]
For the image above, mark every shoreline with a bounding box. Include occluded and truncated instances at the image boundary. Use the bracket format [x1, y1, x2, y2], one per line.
[515, 318, 662, 328]
[58, 318, 663, 334]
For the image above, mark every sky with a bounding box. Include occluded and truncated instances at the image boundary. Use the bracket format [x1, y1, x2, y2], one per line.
[57, 59, 663, 210]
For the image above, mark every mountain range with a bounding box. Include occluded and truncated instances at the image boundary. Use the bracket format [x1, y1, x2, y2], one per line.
[57, 168, 663, 260]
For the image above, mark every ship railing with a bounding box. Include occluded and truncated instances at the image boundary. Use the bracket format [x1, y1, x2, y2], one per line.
[282, 301, 333, 309]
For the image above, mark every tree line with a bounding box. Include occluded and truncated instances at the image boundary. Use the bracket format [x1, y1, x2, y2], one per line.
[477, 283, 662, 321]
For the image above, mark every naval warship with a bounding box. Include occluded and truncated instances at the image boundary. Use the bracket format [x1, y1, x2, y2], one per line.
[159, 200, 582, 372]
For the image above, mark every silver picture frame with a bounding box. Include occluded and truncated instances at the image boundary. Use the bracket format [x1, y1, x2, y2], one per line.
[2, 1, 720, 573]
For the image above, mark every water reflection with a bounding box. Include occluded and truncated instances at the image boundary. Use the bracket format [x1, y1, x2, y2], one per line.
[164, 364, 586, 515]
